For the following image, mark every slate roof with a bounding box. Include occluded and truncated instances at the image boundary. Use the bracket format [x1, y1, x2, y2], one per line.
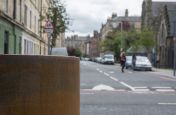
[109, 16, 141, 29]
[152, 2, 176, 16]
[118, 16, 141, 22]
[168, 10, 176, 36]
[150, 1, 176, 36]
[111, 16, 141, 22]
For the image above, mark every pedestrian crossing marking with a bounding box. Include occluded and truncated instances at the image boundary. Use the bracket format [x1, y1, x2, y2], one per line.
[81, 87, 176, 93]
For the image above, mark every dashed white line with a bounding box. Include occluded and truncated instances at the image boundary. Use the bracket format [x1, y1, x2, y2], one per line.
[99, 70, 103, 73]
[120, 82, 135, 91]
[109, 71, 115, 74]
[109, 76, 119, 82]
[104, 72, 110, 76]
[94, 67, 176, 93]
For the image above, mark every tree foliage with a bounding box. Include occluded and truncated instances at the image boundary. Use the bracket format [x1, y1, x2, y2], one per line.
[49, 0, 70, 47]
[138, 28, 155, 52]
[67, 47, 82, 57]
[100, 28, 155, 57]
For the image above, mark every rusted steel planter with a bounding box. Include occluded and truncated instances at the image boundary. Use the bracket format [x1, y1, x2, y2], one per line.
[0, 55, 80, 115]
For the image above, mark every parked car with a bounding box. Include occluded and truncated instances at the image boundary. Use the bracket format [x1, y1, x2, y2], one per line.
[51, 47, 68, 56]
[84, 58, 90, 61]
[95, 57, 102, 63]
[133, 56, 152, 71]
[125, 56, 132, 69]
[101, 54, 115, 64]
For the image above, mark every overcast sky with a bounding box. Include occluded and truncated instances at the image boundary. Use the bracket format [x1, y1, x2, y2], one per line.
[64, 0, 176, 37]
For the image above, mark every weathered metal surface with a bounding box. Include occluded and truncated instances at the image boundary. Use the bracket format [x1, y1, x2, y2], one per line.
[0, 55, 80, 115]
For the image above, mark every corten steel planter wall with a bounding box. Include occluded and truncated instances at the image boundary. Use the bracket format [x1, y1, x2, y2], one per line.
[0, 55, 80, 115]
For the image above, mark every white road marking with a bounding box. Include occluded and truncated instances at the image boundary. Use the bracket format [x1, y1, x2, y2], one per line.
[120, 82, 135, 91]
[80, 92, 94, 95]
[99, 70, 103, 73]
[96, 68, 100, 71]
[109, 71, 114, 74]
[80, 89, 93, 91]
[109, 76, 119, 82]
[158, 103, 176, 105]
[156, 89, 175, 92]
[134, 87, 148, 89]
[132, 91, 154, 94]
[133, 86, 150, 92]
[152, 87, 171, 89]
[104, 72, 110, 76]
[134, 89, 150, 92]
[92, 84, 115, 91]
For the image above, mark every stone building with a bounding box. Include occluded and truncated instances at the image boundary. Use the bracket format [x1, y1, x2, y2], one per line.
[89, 30, 101, 58]
[100, 10, 141, 41]
[65, 35, 90, 55]
[157, 5, 176, 68]
[55, 33, 65, 47]
[141, 0, 176, 31]
[0, 0, 53, 55]
[99, 10, 141, 57]
[142, 0, 176, 68]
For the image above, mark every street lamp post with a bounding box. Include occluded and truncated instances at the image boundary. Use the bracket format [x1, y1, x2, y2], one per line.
[47, 33, 52, 55]
[174, 37, 176, 76]
[173, 21, 176, 76]
[44, 19, 53, 55]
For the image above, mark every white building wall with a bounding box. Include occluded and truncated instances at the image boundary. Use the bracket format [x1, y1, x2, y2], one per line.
[0, 0, 52, 55]
[21, 32, 40, 55]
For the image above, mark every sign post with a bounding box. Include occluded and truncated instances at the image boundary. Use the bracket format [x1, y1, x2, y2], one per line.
[44, 20, 53, 55]
[174, 37, 176, 76]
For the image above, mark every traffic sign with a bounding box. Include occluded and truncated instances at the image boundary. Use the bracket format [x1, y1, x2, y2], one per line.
[44, 20, 53, 33]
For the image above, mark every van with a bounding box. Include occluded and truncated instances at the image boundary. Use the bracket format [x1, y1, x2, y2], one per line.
[51, 47, 68, 56]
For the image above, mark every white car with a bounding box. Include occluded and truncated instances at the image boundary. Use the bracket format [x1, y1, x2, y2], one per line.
[95, 57, 102, 63]
[133, 56, 152, 71]
[101, 54, 115, 65]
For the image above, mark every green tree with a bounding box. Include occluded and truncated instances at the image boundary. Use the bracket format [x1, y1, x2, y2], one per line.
[75, 48, 82, 57]
[100, 28, 155, 58]
[138, 28, 155, 53]
[67, 47, 82, 57]
[49, 0, 70, 47]
[128, 28, 155, 54]
[100, 31, 121, 59]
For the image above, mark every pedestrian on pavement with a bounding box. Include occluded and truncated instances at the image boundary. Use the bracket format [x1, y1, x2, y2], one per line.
[120, 51, 126, 73]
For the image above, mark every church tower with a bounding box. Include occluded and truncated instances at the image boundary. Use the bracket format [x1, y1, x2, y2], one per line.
[125, 9, 129, 17]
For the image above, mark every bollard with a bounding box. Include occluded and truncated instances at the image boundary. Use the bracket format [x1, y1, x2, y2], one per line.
[0, 55, 80, 115]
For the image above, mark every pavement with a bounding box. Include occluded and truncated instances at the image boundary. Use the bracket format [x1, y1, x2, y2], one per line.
[115, 63, 176, 78]
[152, 67, 176, 78]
